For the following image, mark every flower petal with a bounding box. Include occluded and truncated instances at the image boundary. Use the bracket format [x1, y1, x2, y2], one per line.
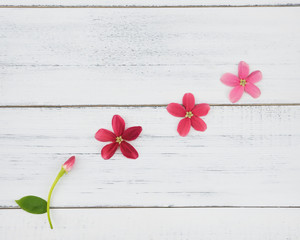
[245, 82, 261, 98]
[191, 116, 207, 132]
[101, 142, 119, 160]
[182, 93, 195, 111]
[112, 115, 125, 136]
[220, 73, 240, 87]
[246, 70, 262, 84]
[120, 141, 139, 159]
[123, 126, 142, 141]
[238, 61, 249, 79]
[229, 85, 244, 103]
[177, 118, 191, 137]
[167, 103, 186, 117]
[95, 129, 116, 142]
[192, 103, 210, 117]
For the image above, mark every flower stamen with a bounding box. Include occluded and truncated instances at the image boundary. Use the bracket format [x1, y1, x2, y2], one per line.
[185, 111, 193, 118]
[240, 79, 247, 86]
[116, 136, 123, 144]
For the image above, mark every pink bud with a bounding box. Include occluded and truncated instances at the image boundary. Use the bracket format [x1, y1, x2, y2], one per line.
[62, 156, 75, 172]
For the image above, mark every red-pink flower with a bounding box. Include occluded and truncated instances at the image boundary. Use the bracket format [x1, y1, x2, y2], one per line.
[221, 61, 262, 103]
[167, 93, 210, 137]
[95, 115, 142, 160]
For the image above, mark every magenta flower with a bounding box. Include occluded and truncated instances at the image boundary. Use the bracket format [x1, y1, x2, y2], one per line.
[167, 93, 210, 137]
[221, 61, 262, 103]
[95, 115, 142, 160]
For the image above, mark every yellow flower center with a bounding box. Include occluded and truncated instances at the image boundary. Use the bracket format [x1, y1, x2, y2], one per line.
[240, 79, 247, 86]
[116, 136, 123, 144]
[185, 111, 193, 118]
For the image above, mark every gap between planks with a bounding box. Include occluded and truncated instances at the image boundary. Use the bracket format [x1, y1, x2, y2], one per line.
[2, 206, 300, 210]
[0, 103, 299, 109]
[1, 4, 300, 8]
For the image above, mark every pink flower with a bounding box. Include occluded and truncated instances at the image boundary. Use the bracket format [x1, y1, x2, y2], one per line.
[167, 93, 210, 137]
[95, 115, 142, 160]
[62, 156, 75, 172]
[221, 61, 262, 103]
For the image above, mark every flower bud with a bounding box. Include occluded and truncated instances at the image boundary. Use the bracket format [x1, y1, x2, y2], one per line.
[62, 156, 75, 172]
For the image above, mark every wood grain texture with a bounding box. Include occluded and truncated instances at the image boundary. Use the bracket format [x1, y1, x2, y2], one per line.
[1, 0, 300, 7]
[1, 106, 299, 207]
[1, 4, 300, 239]
[0, 8, 300, 106]
[1, 208, 300, 239]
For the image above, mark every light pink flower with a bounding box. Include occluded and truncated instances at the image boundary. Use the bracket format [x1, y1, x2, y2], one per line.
[62, 156, 75, 172]
[167, 93, 210, 137]
[221, 61, 262, 103]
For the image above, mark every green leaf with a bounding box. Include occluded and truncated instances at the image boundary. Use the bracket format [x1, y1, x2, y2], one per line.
[15, 195, 47, 214]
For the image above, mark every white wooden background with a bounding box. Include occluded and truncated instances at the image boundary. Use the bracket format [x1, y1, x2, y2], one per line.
[0, 1, 300, 239]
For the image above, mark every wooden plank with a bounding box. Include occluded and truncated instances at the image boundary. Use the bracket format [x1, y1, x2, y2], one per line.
[0, 0, 299, 7]
[1, 106, 299, 207]
[1, 208, 300, 239]
[0, 8, 299, 106]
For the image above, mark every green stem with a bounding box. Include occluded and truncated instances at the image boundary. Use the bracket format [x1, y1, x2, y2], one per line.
[47, 167, 66, 229]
